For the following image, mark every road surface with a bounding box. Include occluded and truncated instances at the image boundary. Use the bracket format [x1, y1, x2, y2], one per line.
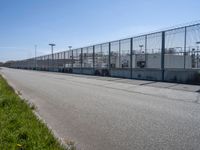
[1, 68, 200, 150]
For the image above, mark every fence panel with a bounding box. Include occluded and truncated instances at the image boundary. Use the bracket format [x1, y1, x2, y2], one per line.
[165, 27, 185, 69]
[146, 32, 162, 69]
[82, 47, 93, 68]
[73, 49, 82, 68]
[120, 39, 131, 68]
[110, 41, 120, 68]
[132, 36, 146, 68]
[186, 24, 200, 69]
[94, 44, 101, 68]
[65, 51, 73, 68]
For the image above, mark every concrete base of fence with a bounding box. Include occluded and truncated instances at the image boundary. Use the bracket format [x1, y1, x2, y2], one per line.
[132, 69, 162, 81]
[164, 69, 200, 84]
[15, 67, 200, 84]
[82, 68, 94, 75]
[110, 68, 131, 78]
[72, 68, 82, 74]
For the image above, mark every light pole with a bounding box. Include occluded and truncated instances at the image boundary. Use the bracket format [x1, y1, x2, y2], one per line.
[68, 46, 72, 50]
[49, 43, 56, 71]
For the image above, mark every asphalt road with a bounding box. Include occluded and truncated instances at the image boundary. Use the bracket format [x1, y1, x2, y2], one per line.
[1, 68, 200, 150]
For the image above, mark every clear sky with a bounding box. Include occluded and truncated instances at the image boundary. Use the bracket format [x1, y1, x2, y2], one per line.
[0, 0, 200, 62]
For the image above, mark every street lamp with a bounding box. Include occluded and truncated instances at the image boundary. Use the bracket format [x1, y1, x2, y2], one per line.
[49, 43, 56, 71]
[68, 46, 72, 50]
[49, 43, 56, 56]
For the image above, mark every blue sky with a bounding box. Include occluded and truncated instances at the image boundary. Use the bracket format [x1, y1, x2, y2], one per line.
[0, 0, 200, 62]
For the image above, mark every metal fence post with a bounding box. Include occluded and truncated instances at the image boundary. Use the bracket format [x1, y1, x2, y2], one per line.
[161, 31, 165, 81]
[58, 53, 59, 71]
[52, 50, 54, 72]
[184, 26, 187, 69]
[64, 52, 66, 72]
[145, 35, 147, 68]
[109, 42, 111, 73]
[48, 55, 50, 71]
[81, 48, 83, 73]
[93, 45, 95, 71]
[119, 40, 121, 68]
[130, 38, 133, 79]
[72, 50, 74, 69]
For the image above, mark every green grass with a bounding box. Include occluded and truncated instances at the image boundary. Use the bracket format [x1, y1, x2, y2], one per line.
[0, 75, 65, 150]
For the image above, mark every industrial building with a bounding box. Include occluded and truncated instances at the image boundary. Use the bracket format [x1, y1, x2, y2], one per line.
[10, 23, 200, 84]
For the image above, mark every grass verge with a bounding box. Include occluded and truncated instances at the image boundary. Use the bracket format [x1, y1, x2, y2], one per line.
[0, 75, 66, 150]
